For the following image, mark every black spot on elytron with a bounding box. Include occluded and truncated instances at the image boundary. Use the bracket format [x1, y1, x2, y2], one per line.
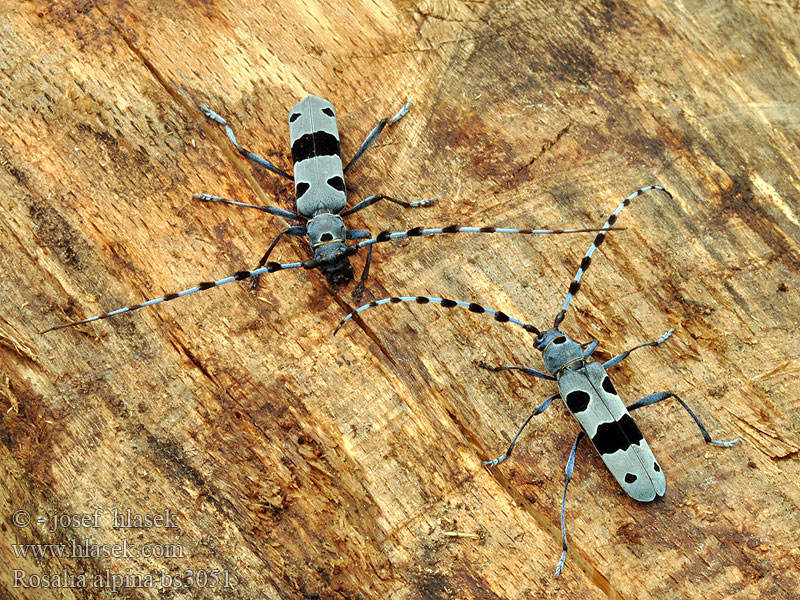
[321, 233, 333, 242]
[624, 473, 637, 484]
[602, 376, 617, 395]
[296, 182, 310, 198]
[653, 462, 661, 472]
[291, 131, 341, 163]
[593, 414, 644, 454]
[322, 107, 334, 117]
[619, 414, 644, 446]
[565, 390, 590, 413]
[327, 176, 345, 191]
[553, 336, 567, 344]
[289, 112, 301, 123]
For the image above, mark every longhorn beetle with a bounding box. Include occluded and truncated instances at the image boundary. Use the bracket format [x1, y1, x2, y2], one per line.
[194, 94, 436, 298]
[334, 185, 740, 576]
[43, 95, 614, 333]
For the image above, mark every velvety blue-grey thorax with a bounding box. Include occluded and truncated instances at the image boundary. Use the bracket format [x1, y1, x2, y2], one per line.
[306, 212, 352, 284]
[536, 328, 585, 376]
[288, 95, 347, 218]
[307, 213, 347, 254]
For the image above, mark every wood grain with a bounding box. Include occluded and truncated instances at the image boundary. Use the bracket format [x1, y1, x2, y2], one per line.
[1, 1, 798, 598]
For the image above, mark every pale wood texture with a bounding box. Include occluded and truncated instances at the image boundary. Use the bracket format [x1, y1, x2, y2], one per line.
[2, 1, 799, 598]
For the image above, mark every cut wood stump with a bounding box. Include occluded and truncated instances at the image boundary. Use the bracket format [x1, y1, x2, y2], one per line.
[1, 1, 798, 598]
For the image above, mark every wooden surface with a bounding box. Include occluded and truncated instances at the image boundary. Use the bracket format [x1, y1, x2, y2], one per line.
[2, 1, 799, 598]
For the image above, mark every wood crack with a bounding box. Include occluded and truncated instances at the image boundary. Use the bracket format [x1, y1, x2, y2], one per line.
[512, 121, 573, 179]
